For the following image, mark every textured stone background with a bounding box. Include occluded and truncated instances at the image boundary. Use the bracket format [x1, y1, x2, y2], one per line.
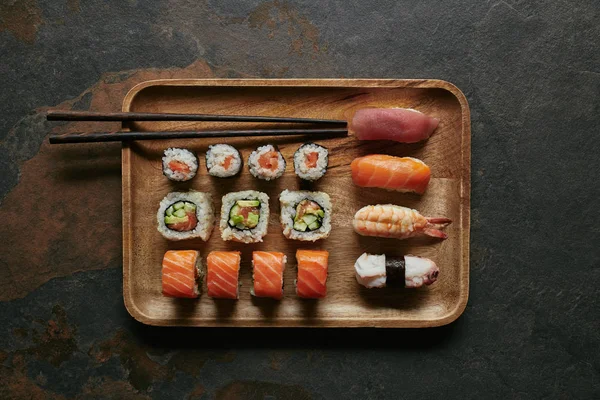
[1, 1, 599, 399]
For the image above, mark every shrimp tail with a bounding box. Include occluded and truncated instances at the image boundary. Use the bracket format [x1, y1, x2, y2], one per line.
[424, 217, 451, 239]
[423, 228, 448, 239]
[426, 217, 452, 224]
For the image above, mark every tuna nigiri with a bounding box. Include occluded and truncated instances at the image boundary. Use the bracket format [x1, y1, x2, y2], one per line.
[351, 155, 431, 194]
[252, 251, 287, 299]
[353, 204, 451, 240]
[296, 250, 329, 298]
[162, 250, 202, 298]
[351, 108, 439, 143]
[354, 253, 439, 289]
[206, 251, 241, 299]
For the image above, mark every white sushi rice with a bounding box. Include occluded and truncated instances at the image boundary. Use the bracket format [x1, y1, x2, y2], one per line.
[206, 144, 242, 177]
[162, 148, 198, 181]
[156, 191, 215, 241]
[220, 190, 270, 243]
[279, 189, 332, 241]
[293, 143, 328, 181]
[248, 144, 286, 180]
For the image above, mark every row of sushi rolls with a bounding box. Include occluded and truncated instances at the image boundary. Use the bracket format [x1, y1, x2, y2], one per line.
[158, 108, 450, 300]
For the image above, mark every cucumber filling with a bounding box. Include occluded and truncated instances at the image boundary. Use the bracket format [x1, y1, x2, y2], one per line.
[164, 201, 198, 231]
[228, 199, 261, 230]
[292, 199, 324, 232]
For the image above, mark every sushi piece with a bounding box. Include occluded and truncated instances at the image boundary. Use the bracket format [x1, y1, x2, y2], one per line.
[162, 148, 198, 181]
[279, 190, 332, 241]
[293, 143, 328, 181]
[220, 190, 270, 243]
[351, 155, 431, 194]
[354, 253, 439, 289]
[157, 191, 215, 241]
[248, 144, 286, 181]
[353, 204, 451, 240]
[296, 250, 329, 298]
[252, 251, 286, 299]
[206, 251, 241, 299]
[162, 250, 202, 298]
[206, 144, 242, 177]
[350, 108, 439, 143]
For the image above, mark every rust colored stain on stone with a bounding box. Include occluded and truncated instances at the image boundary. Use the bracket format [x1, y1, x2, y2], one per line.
[0, 60, 216, 301]
[186, 383, 205, 400]
[67, 0, 80, 13]
[215, 380, 313, 400]
[0, 0, 43, 44]
[79, 376, 152, 400]
[247, 0, 322, 56]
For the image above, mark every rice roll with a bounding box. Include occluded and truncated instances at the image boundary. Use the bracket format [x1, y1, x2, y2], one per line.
[248, 144, 286, 180]
[252, 251, 286, 299]
[296, 250, 329, 298]
[206, 251, 241, 299]
[279, 190, 332, 241]
[220, 190, 270, 243]
[354, 253, 439, 288]
[157, 191, 215, 241]
[205, 144, 242, 177]
[162, 250, 202, 298]
[293, 143, 328, 181]
[162, 148, 198, 181]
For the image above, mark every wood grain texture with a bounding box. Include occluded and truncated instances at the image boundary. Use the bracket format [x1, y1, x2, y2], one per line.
[121, 79, 471, 328]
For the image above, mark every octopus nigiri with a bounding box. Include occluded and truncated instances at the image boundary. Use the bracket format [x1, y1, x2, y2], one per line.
[351, 155, 431, 194]
[350, 108, 439, 143]
[354, 253, 439, 288]
[353, 204, 451, 239]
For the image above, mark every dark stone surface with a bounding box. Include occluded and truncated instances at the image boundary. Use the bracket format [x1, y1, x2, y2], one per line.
[0, 0, 599, 398]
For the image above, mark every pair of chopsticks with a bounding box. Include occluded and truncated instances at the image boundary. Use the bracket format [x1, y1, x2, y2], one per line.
[47, 111, 348, 144]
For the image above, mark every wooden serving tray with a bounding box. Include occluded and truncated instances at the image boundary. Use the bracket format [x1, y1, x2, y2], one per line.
[122, 79, 470, 327]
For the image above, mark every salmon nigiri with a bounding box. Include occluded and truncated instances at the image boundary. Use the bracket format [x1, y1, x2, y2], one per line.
[351, 155, 431, 194]
[296, 250, 329, 298]
[206, 251, 241, 299]
[351, 108, 439, 143]
[252, 251, 287, 299]
[162, 250, 202, 298]
[353, 204, 451, 240]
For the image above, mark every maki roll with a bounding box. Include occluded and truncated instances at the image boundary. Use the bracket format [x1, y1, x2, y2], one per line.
[220, 190, 270, 243]
[279, 190, 332, 241]
[162, 250, 202, 298]
[162, 148, 198, 181]
[206, 251, 241, 299]
[205, 144, 242, 177]
[248, 144, 285, 181]
[354, 253, 439, 289]
[296, 250, 329, 298]
[157, 191, 215, 241]
[252, 251, 286, 299]
[293, 143, 328, 181]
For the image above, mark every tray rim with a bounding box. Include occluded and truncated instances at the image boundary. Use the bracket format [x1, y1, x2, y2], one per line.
[121, 78, 471, 328]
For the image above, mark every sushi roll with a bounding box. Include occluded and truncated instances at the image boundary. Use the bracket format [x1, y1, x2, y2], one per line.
[248, 144, 286, 180]
[157, 191, 215, 241]
[354, 253, 439, 288]
[162, 148, 198, 181]
[220, 190, 270, 243]
[162, 250, 202, 298]
[279, 190, 332, 241]
[206, 251, 241, 299]
[205, 144, 242, 177]
[293, 143, 328, 181]
[252, 251, 286, 299]
[296, 250, 328, 298]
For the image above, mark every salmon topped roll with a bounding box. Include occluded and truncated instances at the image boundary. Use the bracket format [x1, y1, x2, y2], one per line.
[296, 250, 329, 298]
[252, 251, 287, 299]
[206, 251, 241, 299]
[162, 250, 202, 298]
[351, 155, 431, 194]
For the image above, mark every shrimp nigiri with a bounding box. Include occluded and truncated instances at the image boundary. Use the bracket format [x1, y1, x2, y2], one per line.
[353, 204, 451, 240]
[350, 108, 439, 143]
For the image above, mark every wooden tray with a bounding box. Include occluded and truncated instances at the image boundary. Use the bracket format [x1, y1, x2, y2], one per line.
[122, 79, 470, 328]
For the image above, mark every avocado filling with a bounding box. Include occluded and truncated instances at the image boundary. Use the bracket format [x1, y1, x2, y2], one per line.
[164, 201, 198, 232]
[228, 200, 261, 230]
[292, 199, 324, 232]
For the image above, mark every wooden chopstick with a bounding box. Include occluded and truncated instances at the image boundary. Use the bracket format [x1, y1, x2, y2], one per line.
[46, 110, 347, 125]
[48, 128, 349, 144]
